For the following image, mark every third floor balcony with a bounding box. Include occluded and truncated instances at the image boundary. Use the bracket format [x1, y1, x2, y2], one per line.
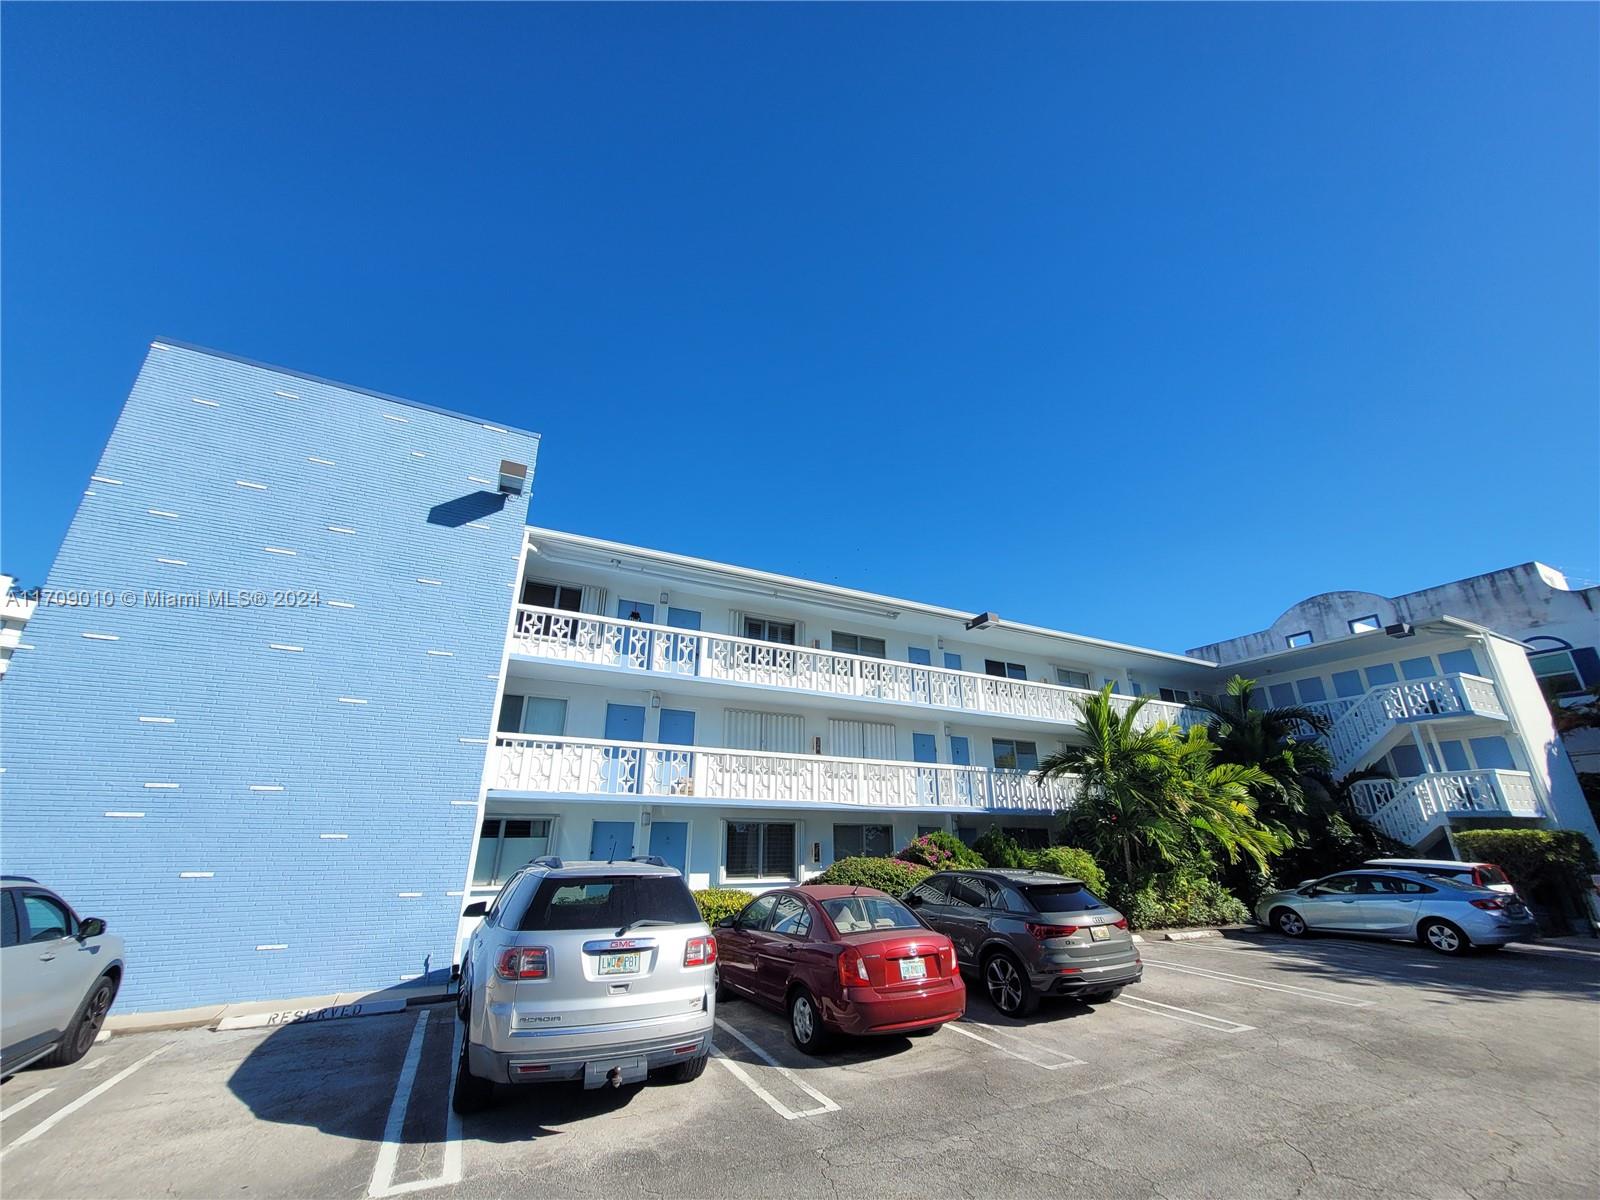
[506, 604, 1204, 734]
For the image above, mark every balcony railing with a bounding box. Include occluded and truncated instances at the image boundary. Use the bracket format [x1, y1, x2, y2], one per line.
[1347, 769, 1540, 847]
[491, 734, 1079, 813]
[507, 605, 1202, 732]
[1323, 673, 1506, 776]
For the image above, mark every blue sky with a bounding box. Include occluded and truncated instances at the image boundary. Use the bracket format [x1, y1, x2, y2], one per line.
[3, 3, 1595, 653]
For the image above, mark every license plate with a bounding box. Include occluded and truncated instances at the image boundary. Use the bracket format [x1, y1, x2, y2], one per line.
[598, 952, 640, 975]
[898, 957, 928, 981]
[1090, 925, 1111, 941]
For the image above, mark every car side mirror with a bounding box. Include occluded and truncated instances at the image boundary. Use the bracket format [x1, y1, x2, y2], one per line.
[461, 902, 488, 918]
[78, 917, 106, 939]
[1297, 887, 1316, 897]
[715, 916, 735, 929]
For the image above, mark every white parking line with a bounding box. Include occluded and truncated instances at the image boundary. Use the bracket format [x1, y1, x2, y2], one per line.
[1109, 995, 1255, 1033]
[0, 1090, 54, 1123]
[366, 1013, 464, 1198]
[1, 1044, 170, 1158]
[1141, 957, 1376, 1007]
[711, 1017, 839, 1119]
[947, 1021, 1084, 1068]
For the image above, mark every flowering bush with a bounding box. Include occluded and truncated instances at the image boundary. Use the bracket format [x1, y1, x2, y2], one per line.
[895, 831, 985, 870]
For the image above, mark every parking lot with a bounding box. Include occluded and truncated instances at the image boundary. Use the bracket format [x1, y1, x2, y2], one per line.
[3, 932, 1597, 1200]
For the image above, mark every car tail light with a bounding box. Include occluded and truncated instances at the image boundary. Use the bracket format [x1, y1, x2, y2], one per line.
[496, 946, 549, 980]
[685, 935, 718, 966]
[1026, 922, 1078, 941]
[941, 943, 956, 975]
[1112, 918, 1129, 930]
[838, 948, 871, 988]
[1470, 897, 1509, 911]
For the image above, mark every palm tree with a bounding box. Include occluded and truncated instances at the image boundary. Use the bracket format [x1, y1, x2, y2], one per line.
[1038, 686, 1284, 886]
[1191, 675, 1335, 824]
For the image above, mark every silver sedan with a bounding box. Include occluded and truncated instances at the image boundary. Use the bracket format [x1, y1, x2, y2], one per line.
[1255, 868, 1537, 955]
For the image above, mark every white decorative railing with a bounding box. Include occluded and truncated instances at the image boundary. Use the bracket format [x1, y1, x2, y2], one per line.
[491, 734, 1079, 813]
[507, 606, 1203, 732]
[1323, 674, 1506, 775]
[1348, 769, 1540, 847]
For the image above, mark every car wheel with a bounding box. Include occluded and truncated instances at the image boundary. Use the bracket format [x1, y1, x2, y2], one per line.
[664, 1052, 709, 1083]
[456, 971, 471, 1023]
[451, 1036, 495, 1114]
[787, 988, 831, 1055]
[1420, 919, 1469, 956]
[982, 951, 1039, 1017]
[1272, 907, 1309, 938]
[714, 967, 733, 1003]
[1084, 987, 1123, 1003]
[44, 974, 119, 1068]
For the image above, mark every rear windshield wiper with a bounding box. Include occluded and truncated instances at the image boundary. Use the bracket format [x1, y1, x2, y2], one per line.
[616, 918, 676, 936]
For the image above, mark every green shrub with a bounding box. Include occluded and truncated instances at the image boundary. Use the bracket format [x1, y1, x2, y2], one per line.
[895, 831, 985, 870]
[693, 888, 755, 926]
[804, 856, 932, 893]
[1025, 846, 1107, 894]
[972, 826, 1031, 868]
[1453, 829, 1599, 892]
[1121, 872, 1251, 931]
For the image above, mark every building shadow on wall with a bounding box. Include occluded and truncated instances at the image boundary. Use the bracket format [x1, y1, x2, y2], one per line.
[428, 491, 507, 528]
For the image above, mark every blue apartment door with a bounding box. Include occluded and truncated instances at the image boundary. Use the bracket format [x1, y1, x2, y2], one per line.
[590, 821, 635, 861]
[617, 599, 656, 668]
[948, 736, 974, 805]
[913, 732, 938, 805]
[664, 607, 702, 674]
[658, 708, 696, 793]
[648, 821, 689, 874]
[603, 703, 646, 793]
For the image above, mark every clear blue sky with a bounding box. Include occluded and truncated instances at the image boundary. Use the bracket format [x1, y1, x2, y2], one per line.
[3, 3, 1596, 653]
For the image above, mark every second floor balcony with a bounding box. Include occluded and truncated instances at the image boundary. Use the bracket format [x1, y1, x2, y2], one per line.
[1317, 673, 1508, 776]
[490, 733, 1079, 813]
[506, 604, 1202, 734]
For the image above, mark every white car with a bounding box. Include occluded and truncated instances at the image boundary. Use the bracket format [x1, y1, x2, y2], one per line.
[1, 877, 125, 1074]
[1363, 858, 1517, 895]
[453, 856, 716, 1112]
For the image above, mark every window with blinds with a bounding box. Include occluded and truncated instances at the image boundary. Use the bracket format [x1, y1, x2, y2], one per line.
[829, 719, 897, 760]
[725, 821, 796, 879]
[724, 709, 807, 754]
[732, 612, 799, 644]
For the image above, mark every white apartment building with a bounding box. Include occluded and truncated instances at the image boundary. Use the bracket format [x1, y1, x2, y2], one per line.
[458, 530, 1600, 935]
[0, 575, 36, 680]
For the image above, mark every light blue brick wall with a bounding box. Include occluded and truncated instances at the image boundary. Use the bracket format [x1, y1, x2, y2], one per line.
[1, 342, 538, 1012]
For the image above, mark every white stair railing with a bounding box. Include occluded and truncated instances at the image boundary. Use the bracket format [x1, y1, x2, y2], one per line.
[491, 733, 1080, 813]
[1347, 769, 1540, 847]
[507, 605, 1203, 732]
[1323, 674, 1507, 775]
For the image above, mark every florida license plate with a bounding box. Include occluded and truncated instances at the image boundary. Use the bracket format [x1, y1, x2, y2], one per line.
[1090, 925, 1111, 941]
[599, 952, 641, 975]
[898, 957, 928, 981]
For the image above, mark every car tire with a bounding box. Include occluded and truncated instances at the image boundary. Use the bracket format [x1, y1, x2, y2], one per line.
[44, 973, 118, 1068]
[456, 971, 471, 1023]
[1084, 987, 1123, 1004]
[981, 950, 1039, 1017]
[1420, 919, 1469, 956]
[451, 1036, 495, 1115]
[1271, 907, 1309, 938]
[787, 988, 831, 1055]
[664, 1052, 709, 1083]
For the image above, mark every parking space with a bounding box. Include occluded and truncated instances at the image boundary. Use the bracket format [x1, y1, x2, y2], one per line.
[3, 933, 1597, 1199]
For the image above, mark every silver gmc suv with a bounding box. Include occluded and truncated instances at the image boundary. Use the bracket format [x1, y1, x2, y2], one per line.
[453, 856, 716, 1112]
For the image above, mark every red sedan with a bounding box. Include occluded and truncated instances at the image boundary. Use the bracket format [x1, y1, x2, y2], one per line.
[712, 885, 966, 1053]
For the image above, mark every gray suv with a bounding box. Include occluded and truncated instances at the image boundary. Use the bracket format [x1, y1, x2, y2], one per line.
[453, 857, 716, 1112]
[904, 869, 1140, 1016]
[1, 876, 125, 1075]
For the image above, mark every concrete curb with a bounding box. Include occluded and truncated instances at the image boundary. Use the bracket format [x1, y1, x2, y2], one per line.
[1162, 929, 1223, 941]
[104, 982, 455, 1036]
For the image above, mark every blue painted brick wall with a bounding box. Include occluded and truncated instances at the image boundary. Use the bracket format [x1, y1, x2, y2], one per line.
[1, 342, 538, 1012]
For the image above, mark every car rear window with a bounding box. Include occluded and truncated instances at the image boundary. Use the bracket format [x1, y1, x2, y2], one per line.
[1476, 865, 1510, 887]
[1021, 882, 1108, 914]
[822, 896, 921, 933]
[514, 875, 700, 931]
